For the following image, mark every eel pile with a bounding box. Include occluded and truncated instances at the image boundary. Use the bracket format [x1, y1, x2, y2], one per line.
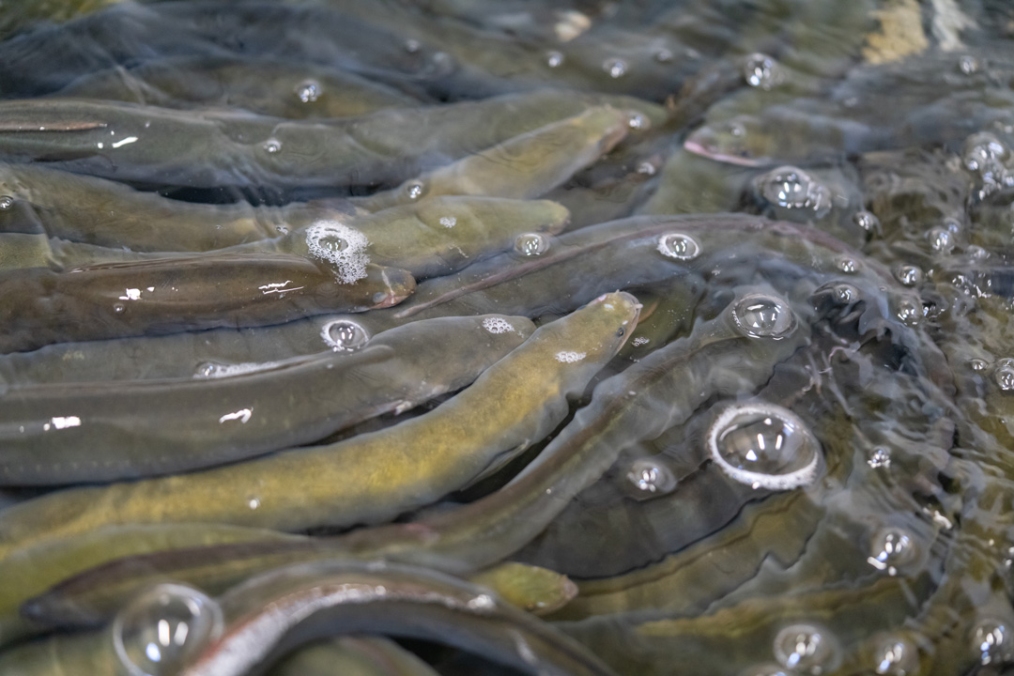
[0, 0, 1013, 674]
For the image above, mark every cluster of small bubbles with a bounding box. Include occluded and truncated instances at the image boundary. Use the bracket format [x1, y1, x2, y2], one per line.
[481, 317, 515, 334]
[627, 112, 648, 130]
[321, 319, 370, 352]
[404, 181, 425, 201]
[438, 216, 457, 228]
[970, 358, 990, 371]
[305, 221, 369, 283]
[967, 245, 990, 261]
[632, 336, 650, 346]
[657, 232, 701, 261]
[958, 55, 980, 75]
[294, 79, 321, 103]
[0, 195, 14, 210]
[971, 619, 1014, 666]
[732, 293, 796, 339]
[895, 298, 922, 325]
[514, 232, 549, 257]
[636, 161, 656, 176]
[869, 527, 916, 574]
[742, 53, 782, 89]
[993, 358, 1014, 391]
[653, 48, 674, 63]
[836, 257, 858, 274]
[404, 38, 421, 53]
[602, 57, 628, 78]
[773, 624, 837, 674]
[625, 458, 678, 496]
[868, 447, 892, 468]
[894, 265, 923, 286]
[963, 132, 1014, 198]
[708, 402, 820, 491]
[756, 166, 832, 216]
[261, 138, 281, 154]
[545, 51, 564, 68]
[927, 226, 955, 254]
[555, 350, 586, 363]
[852, 210, 881, 233]
[872, 635, 919, 675]
[112, 584, 222, 676]
[275, 224, 289, 235]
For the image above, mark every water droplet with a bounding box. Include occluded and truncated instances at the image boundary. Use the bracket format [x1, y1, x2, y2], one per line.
[546, 51, 564, 68]
[868, 447, 892, 468]
[438, 216, 456, 228]
[853, 210, 881, 233]
[295, 79, 321, 103]
[756, 166, 832, 216]
[970, 358, 990, 372]
[836, 257, 858, 274]
[657, 233, 701, 261]
[627, 112, 647, 130]
[773, 624, 837, 674]
[0, 195, 14, 210]
[625, 458, 677, 495]
[872, 635, 918, 675]
[653, 48, 674, 63]
[405, 181, 425, 200]
[514, 232, 549, 257]
[732, 294, 796, 339]
[742, 53, 782, 89]
[708, 402, 819, 491]
[261, 138, 281, 154]
[958, 55, 980, 75]
[404, 38, 421, 53]
[994, 358, 1014, 391]
[871, 527, 916, 568]
[636, 161, 656, 175]
[927, 226, 955, 254]
[895, 265, 923, 286]
[321, 319, 370, 352]
[603, 57, 628, 78]
[971, 619, 1014, 666]
[112, 584, 222, 676]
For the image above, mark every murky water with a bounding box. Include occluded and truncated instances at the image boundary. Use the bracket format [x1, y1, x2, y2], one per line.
[0, 1, 1012, 674]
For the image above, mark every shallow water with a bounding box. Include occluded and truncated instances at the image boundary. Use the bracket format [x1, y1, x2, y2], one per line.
[0, 1, 1013, 674]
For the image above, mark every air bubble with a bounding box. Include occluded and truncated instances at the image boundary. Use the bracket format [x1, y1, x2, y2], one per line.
[515, 232, 549, 257]
[603, 57, 628, 78]
[832, 283, 858, 305]
[773, 624, 837, 674]
[112, 584, 222, 676]
[295, 79, 321, 103]
[742, 53, 782, 89]
[708, 402, 819, 491]
[963, 132, 1014, 197]
[321, 319, 370, 352]
[868, 447, 892, 469]
[971, 619, 1014, 666]
[404, 39, 421, 53]
[626, 458, 677, 495]
[546, 51, 564, 68]
[755, 166, 832, 216]
[895, 265, 923, 286]
[740, 666, 790, 676]
[657, 233, 701, 261]
[872, 635, 918, 675]
[853, 210, 881, 233]
[628, 113, 648, 130]
[871, 527, 916, 569]
[405, 181, 425, 200]
[895, 299, 922, 325]
[305, 221, 370, 284]
[653, 48, 674, 63]
[261, 138, 281, 154]
[927, 227, 955, 254]
[970, 358, 990, 372]
[636, 161, 656, 175]
[836, 257, 858, 274]
[113, 302, 126, 314]
[993, 358, 1014, 391]
[0, 195, 13, 210]
[732, 293, 797, 339]
[958, 55, 980, 75]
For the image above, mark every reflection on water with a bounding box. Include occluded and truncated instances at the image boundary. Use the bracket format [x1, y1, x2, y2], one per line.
[0, 0, 1012, 674]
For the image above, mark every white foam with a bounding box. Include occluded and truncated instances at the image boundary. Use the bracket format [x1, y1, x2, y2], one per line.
[482, 317, 515, 334]
[555, 351, 587, 363]
[305, 220, 370, 284]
